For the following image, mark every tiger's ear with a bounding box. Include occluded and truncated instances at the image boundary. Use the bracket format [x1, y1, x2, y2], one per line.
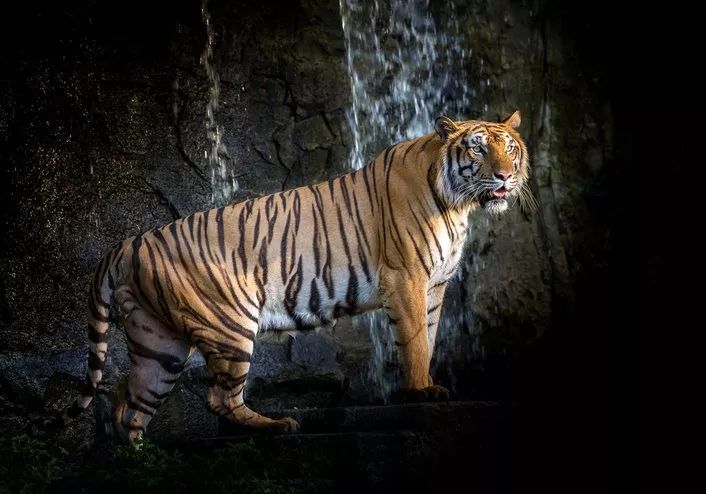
[435, 116, 460, 141]
[502, 110, 521, 129]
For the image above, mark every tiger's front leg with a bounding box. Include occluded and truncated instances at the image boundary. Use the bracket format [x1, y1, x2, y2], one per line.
[382, 270, 450, 402]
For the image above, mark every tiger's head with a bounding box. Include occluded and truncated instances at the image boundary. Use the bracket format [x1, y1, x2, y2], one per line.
[433, 111, 533, 215]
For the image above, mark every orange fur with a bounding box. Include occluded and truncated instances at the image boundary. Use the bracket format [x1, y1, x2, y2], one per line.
[68, 112, 530, 444]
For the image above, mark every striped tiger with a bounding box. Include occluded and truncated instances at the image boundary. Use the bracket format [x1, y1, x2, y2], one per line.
[60, 110, 530, 444]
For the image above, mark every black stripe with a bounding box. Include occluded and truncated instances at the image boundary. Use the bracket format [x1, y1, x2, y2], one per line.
[126, 333, 184, 374]
[346, 265, 358, 313]
[144, 238, 176, 327]
[88, 299, 109, 323]
[265, 195, 277, 243]
[311, 186, 334, 298]
[351, 187, 372, 255]
[327, 178, 336, 201]
[136, 395, 161, 410]
[407, 229, 431, 276]
[401, 141, 416, 164]
[252, 209, 261, 249]
[88, 350, 104, 370]
[284, 256, 304, 314]
[130, 235, 160, 317]
[231, 251, 259, 309]
[88, 324, 108, 343]
[214, 372, 248, 391]
[429, 280, 447, 291]
[258, 241, 268, 286]
[361, 161, 375, 214]
[293, 191, 302, 232]
[127, 398, 154, 416]
[245, 199, 254, 218]
[311, 204, 321, 276]
[427, 163, 455, 239]
[209, 351, 252, 364]
[169, 221, 256, 342]
[238, 207, 248, 273]
[409, 207, 434, 267]
[308, 278, 328, 323]
[216, 206, 226, 260]
[336, 206, 352, 262]
[154, 227, 191, 302]
[339, 174, 353, 218]
[280, 210, 292, 283]
[419, 134, 436, 152]
[383, 146, 407, 262]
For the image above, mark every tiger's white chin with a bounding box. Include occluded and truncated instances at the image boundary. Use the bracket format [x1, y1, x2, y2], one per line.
[483, 199, 508, 215]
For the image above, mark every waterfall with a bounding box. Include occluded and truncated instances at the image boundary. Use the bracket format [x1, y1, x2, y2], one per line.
[201, 0, 237, 206]
[340, 0, 476, 401]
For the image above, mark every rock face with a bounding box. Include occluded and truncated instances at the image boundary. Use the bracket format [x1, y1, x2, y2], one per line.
[0, 0, 624, 443]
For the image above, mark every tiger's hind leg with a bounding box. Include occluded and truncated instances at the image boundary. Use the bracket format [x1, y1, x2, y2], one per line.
[194, 326, 299, 433]
[114, 304, 190, 445]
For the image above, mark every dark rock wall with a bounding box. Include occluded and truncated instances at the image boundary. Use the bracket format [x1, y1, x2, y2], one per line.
[0, 0, 626, 441]
[0, 0, 352, 434]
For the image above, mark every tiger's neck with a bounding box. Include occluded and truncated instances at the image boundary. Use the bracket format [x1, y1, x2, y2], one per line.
[370, 134, 473, 252]
[393, 132, 474, 220]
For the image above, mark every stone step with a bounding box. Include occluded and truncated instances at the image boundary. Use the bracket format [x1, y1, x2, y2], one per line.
[183, 402, 516, 492]
[218, 400, 513, 436]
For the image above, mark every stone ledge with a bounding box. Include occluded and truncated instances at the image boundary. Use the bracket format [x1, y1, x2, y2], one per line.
[218, 400, 514, 437]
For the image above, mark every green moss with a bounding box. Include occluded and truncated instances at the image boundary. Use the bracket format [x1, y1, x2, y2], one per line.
[0, 434, 69, 494]
[0, 434, 332, 493]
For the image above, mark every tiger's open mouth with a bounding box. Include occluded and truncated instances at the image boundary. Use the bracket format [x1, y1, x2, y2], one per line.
[480, 188, 509, 208]
[490, 188, 508, 199]
[478, 184, 512, 214]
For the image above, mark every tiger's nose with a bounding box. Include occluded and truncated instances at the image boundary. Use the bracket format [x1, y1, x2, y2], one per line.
[494, 172, 512, 181]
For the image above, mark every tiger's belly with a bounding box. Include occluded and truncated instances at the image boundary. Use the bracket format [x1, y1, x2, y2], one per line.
[258, 272, 381, 333]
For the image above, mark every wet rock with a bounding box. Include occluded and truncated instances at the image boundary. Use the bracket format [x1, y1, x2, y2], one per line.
[293, 115, 336, 151]
[291, 331, 339, 370]
[249, 339, 296, 381]
[246, 332, 346, 411]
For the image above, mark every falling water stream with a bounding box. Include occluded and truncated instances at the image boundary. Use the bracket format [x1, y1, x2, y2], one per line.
[201, 0, 237, 206]
[340, 0, 478, 400]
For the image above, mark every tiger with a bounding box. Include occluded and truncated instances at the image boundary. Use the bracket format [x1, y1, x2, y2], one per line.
[59, 110, 530, 444]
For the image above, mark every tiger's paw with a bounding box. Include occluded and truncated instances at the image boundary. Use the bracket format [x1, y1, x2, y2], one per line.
[396, 385, 451, 403]
[271, 416, 300, 434]
[421, 384, 451, 402]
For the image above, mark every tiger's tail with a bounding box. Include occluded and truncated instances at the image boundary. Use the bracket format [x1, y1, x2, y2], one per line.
[48, 245, 123, 430]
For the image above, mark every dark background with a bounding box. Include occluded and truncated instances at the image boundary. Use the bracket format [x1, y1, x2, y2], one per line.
[0, 0, 670, 490]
